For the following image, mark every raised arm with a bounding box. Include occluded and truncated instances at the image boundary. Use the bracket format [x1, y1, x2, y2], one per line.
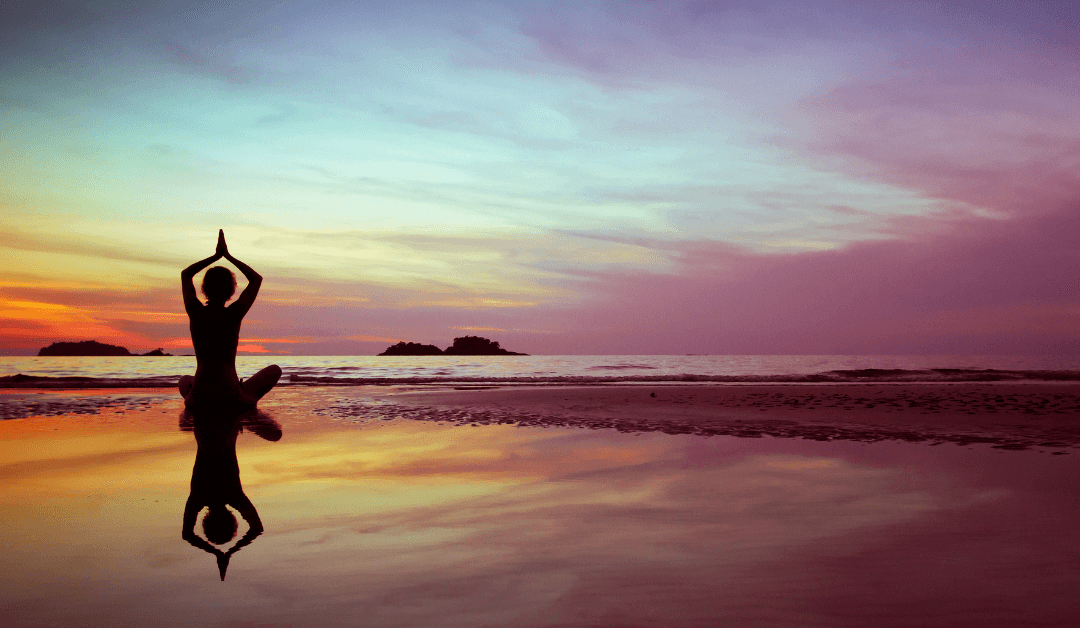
[181, 494, 217, 554]
[219, 232, 263, 317]
[228, 493, 264, 554]
[181, 232, 225, 315]
[231, 493, 263, 532]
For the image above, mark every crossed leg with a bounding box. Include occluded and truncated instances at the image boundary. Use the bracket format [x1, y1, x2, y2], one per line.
[179, 375, 195, 400]
[241, 365, 282, 402]
[179, 367, 279, 405]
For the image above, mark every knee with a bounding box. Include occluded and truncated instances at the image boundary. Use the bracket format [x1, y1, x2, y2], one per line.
[256, 365, 281, 388]
[178, 375, 194, 395]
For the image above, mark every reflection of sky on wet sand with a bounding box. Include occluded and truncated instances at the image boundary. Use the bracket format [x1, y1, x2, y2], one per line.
[2, 392, 1080, 627]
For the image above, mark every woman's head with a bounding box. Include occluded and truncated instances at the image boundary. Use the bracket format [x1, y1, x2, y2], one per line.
[202, 266, 236, 303]
[203, 505, 238, 545]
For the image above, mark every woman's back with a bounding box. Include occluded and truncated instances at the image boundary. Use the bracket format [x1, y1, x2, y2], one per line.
[187, 303, 245, 405]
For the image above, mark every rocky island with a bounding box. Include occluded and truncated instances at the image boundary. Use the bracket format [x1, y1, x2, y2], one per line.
[38, 341, 173, 357]
[378, 336, 526, 356]
[377, 342, 445, 356]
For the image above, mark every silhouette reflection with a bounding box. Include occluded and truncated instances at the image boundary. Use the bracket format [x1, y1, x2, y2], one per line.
[180, 405, 282, 580]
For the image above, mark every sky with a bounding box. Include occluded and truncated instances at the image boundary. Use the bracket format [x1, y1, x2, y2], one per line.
[1, 0, 1078, 355]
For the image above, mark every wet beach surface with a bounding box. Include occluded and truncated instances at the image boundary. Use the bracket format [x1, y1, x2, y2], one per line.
[2, 386, 1080, 627]
[374, 383, 1080, 451]
[7, 383, 1080, 451]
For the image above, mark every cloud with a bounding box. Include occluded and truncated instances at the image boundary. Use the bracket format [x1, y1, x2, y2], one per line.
[535, 202, 1080, 354]
[0, 229, 182, 268]
[345, 334, 401, 343]
[785, 36, 1080, 221]
[3, 1, 1078, 356]
[243, 336, 319, 344]
[162, 40, 251, 84]
[0, 296, 158, 353]
[519, 19, 1070, 355]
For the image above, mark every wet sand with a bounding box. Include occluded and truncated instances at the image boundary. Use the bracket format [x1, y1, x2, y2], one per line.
[4, 387, 1080, 626]
[381, 383, 1080, 451]
[5, 383, 1080, 451]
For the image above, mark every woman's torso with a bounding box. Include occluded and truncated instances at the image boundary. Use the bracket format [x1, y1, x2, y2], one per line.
[187, 304, 244, 406]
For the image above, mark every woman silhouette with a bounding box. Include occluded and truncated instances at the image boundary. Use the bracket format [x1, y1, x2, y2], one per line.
[179, 230, 281, 409]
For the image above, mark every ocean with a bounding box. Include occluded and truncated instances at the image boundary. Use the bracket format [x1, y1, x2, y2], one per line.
[2, 354, 1080, 387]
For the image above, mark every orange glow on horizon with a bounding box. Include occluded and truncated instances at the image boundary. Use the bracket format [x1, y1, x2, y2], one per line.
[241, 337, 316, 344]
[0, 298, 151, 349]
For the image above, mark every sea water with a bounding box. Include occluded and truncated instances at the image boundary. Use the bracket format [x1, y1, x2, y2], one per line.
[3, 354, 1080, 386]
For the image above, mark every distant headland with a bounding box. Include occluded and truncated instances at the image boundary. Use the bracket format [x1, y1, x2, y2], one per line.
[38, 341, 173, 357]
[378, 336, 526, 356]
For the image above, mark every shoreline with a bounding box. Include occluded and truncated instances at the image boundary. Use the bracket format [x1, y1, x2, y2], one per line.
[3, 382, 1080, 451]
[5, 376, 1080, 389]
[4, 363, 1080, 390]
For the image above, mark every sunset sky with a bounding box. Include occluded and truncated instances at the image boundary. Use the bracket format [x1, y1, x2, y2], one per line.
[2, 0, 1078, 355]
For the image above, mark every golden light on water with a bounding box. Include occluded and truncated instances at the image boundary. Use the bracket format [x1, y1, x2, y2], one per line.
[3, 390, 1080, 625]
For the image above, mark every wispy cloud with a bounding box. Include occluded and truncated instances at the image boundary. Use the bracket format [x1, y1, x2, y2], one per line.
[162, 40, 251, 84]
[3, 0, 1078, 354]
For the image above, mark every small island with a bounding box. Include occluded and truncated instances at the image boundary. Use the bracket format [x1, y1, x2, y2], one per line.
[38, 341, 173, 357]
[378, 342, 445, 356]
[378, 336, 526, 356]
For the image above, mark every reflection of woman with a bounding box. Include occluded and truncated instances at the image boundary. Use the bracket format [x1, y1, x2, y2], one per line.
[182, 409, 281, 580]
[179, 230, 280, 409]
